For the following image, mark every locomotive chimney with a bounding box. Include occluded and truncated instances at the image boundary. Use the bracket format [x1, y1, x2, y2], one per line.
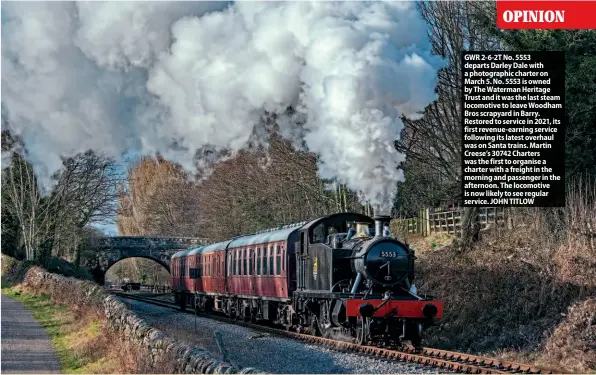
[373, 215, 391, 238]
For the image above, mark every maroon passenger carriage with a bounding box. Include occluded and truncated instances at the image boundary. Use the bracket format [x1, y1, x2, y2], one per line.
[171, 212, 444, 348]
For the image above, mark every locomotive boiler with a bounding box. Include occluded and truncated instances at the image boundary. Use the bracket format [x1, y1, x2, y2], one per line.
[171, 212, 443, 349]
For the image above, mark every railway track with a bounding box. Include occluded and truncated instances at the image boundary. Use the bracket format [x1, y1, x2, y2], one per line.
[112, 291, 560, 375]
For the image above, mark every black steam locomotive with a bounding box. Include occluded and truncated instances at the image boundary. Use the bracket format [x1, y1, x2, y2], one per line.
[292, 213, 443, 347]
[171, 212, 443, 348]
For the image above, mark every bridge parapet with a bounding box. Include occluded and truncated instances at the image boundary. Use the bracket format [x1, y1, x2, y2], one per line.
[95, 236, 210, 251]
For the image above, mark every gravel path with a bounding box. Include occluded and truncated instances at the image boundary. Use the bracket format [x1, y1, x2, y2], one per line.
[122, 298, 442, 374]
[1, 294, 61, 374]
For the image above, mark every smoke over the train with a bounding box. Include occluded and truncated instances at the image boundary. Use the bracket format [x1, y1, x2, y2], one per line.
[1, 1, 442, 210]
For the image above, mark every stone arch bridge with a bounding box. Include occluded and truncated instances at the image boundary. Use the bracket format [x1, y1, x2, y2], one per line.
[91, 236, 208, 284]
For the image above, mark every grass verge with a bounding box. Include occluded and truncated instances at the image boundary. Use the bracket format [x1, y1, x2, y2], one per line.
[2, 279, 123, 374]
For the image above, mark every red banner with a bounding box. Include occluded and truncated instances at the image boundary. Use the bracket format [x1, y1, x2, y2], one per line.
[496, 1, 596, 29]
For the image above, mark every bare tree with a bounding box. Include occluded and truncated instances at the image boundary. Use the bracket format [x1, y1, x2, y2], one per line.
[2, 153, 55, 260]
[2, 129, 121, 263]
[396, 2, 501, 198]
[394, 2, 502, 246]
[116, 132, 368, 243]
[50, 151, 123, 264]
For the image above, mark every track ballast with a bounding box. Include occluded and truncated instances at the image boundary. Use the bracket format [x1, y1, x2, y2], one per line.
[112, 291, 559, 375]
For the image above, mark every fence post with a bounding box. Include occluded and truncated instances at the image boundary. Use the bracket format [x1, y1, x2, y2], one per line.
[425, 208, 430, 236]
[460, 206, 464, 237]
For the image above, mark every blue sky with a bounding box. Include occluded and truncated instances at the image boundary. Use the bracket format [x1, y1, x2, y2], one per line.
[93, 222, 118, 236]
[90, 149, 142, 237]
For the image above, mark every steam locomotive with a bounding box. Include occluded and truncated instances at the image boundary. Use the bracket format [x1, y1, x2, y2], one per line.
[171, 212, 443, 348]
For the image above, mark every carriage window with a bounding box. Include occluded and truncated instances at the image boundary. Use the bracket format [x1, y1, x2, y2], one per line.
[241, 250, 245, 276]
[263, 246, 268, 275]
[208, 256, 211, 276]
[243, 249, 247, 275]
[276, 246, 281, 275]
[249, 249, 253, 275]
[256, 248, 261, 275]
[236, 250, 242, 276]
[236, 251, 240, 276]
[236, 251, 240, 275]
[228, 253, 232, 276]
[269, 247, 274, 276]
[238, 251, 242, 275]
[237, 251, 241, 276]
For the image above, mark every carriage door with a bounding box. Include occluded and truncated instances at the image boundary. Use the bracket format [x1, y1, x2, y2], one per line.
[297, 231, 307, 289]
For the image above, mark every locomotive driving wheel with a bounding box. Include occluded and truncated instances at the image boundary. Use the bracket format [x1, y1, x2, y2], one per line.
[356, 317, 369, 345]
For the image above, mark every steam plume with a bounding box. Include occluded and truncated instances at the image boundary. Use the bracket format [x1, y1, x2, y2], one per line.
[1, 1, 443, 213]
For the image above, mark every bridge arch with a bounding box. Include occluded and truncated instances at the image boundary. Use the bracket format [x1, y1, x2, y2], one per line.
[104, 255, 172, 288]
[91, 236, 208, 285]
[106, 255, 170, 274]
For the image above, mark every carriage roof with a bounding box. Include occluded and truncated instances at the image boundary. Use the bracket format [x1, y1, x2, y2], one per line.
[228, 222, 307, 248]
[171, 213, 373, 260]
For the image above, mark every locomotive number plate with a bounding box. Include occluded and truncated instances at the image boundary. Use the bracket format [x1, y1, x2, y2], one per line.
[380, 252, 397, 258]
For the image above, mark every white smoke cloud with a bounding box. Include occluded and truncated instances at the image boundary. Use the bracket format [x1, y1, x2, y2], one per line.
[1, 1, 443, 213]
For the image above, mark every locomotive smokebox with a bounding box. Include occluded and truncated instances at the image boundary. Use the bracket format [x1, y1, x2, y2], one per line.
[373, 215, 391, 238]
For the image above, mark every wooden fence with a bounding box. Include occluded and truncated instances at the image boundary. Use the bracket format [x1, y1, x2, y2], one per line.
[393, 207, 506, 236]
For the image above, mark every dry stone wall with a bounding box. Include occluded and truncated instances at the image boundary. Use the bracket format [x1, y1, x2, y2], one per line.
[1, 256, 260, 374]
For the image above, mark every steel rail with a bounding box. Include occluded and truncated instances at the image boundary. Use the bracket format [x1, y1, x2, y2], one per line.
[111, 292, 560, 374]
